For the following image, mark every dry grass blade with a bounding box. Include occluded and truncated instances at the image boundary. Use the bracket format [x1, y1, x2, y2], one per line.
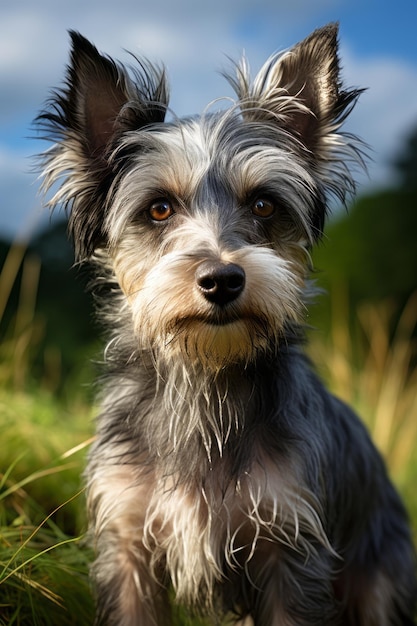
[309, 291, 417, 480]
[0, 489, 85, 584]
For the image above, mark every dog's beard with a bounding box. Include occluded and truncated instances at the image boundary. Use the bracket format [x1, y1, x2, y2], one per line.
[114, 244, 306, 370]
[163, 317, 268, 368]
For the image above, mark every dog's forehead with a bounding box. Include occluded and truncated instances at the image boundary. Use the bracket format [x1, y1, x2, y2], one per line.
[144, 112, 292, 159]
[124, 112, 306, 196]
[151, 118, 212, 166]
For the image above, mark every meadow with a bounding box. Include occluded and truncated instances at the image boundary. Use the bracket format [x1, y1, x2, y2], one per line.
[0, 240, 416, 625]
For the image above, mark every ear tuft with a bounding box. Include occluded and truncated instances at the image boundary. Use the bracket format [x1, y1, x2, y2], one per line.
[63, 30, 169, 160]
[231, 23, 362, 159]
[36, 32, 169, 259]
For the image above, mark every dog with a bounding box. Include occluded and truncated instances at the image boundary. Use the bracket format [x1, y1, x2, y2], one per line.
[37, 23, 416, 625]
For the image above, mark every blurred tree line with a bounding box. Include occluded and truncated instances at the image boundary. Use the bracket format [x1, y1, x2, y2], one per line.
[1, 123, 417, 394]
[312, 124, 417, 312]
[0, 222, 97, 395]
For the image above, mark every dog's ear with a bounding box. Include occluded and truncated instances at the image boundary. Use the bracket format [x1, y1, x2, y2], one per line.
[63, 32, 169, 159]
[233, 23, 360, 160]
[37, 33, 169, 259]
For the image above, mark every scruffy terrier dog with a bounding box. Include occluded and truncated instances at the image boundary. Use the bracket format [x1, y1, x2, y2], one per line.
[38, 24, 416, 625]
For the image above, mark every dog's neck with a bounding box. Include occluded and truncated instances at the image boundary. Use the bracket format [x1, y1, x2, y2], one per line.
[108, 343, 295, 482]
[102, 302, 300, 482]
[151, 355, 254, 474]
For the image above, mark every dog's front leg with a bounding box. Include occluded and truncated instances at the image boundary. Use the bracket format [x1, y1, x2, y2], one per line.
[87, 462, 172, 626]
[239, 544, 338, 626]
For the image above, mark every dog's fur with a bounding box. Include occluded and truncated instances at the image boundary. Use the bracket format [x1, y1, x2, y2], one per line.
[38, 24, 416, 625]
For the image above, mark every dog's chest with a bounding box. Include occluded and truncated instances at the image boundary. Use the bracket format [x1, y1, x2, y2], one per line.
[144, 457, 324, 605]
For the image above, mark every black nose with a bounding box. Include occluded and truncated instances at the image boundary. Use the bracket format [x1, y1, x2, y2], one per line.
[195, 261, 246, 305]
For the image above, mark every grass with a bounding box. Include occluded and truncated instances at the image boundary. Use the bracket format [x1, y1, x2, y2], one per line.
[0, 242, 96, 623]
[0, 494, 93, 626]
[0, 390, 94, 625]
[308, 290, 417, 528]
[1, 242, 416, 622]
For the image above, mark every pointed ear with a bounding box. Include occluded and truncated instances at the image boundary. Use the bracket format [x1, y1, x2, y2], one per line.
[58, 31, 169, 160]
[233, 23, 360, 157]
[37, 32, 169, 259]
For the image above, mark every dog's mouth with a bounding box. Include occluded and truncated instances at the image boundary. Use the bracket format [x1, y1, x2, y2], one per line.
[170, 311, 268, 330]
[161, 310, 273, 365]
[173, 309, 244, 327]
[192, 313, 243, 327]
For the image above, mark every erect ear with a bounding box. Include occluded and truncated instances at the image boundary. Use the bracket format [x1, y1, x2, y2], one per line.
[59, 31, 169, 160]
[37, 32, 169, 259]
[233, 23, 360, 158]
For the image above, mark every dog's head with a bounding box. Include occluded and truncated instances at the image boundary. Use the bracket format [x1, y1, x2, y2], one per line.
[38, 24, 362, 369]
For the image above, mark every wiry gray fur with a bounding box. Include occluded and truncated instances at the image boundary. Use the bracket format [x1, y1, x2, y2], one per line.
[37, 24, 416, 625]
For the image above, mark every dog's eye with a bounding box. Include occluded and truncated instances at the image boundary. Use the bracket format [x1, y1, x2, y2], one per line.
[251, 198, 275, 219]
[148, 199, 174, 222]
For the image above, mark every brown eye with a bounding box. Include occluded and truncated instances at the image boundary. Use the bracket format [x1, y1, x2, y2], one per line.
[252, 198, 275, 219]
[148, 199, 174, 222]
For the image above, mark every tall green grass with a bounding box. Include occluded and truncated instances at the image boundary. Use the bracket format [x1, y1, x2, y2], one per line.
[1, 242, 416, 623]
[0, 390, 94, 625]
[0, 242, 95, 623]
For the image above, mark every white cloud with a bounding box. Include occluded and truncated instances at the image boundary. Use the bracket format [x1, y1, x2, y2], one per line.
[341, 46, 417, 189]
[0, 1, 333, 116]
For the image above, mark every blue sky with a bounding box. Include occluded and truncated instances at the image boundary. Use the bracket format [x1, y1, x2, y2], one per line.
[1, 0, 417, 241]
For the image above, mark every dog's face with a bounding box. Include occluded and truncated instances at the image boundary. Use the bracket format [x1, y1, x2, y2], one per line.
[39, 25, 361, 370]
[107, 115, 315, 367]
